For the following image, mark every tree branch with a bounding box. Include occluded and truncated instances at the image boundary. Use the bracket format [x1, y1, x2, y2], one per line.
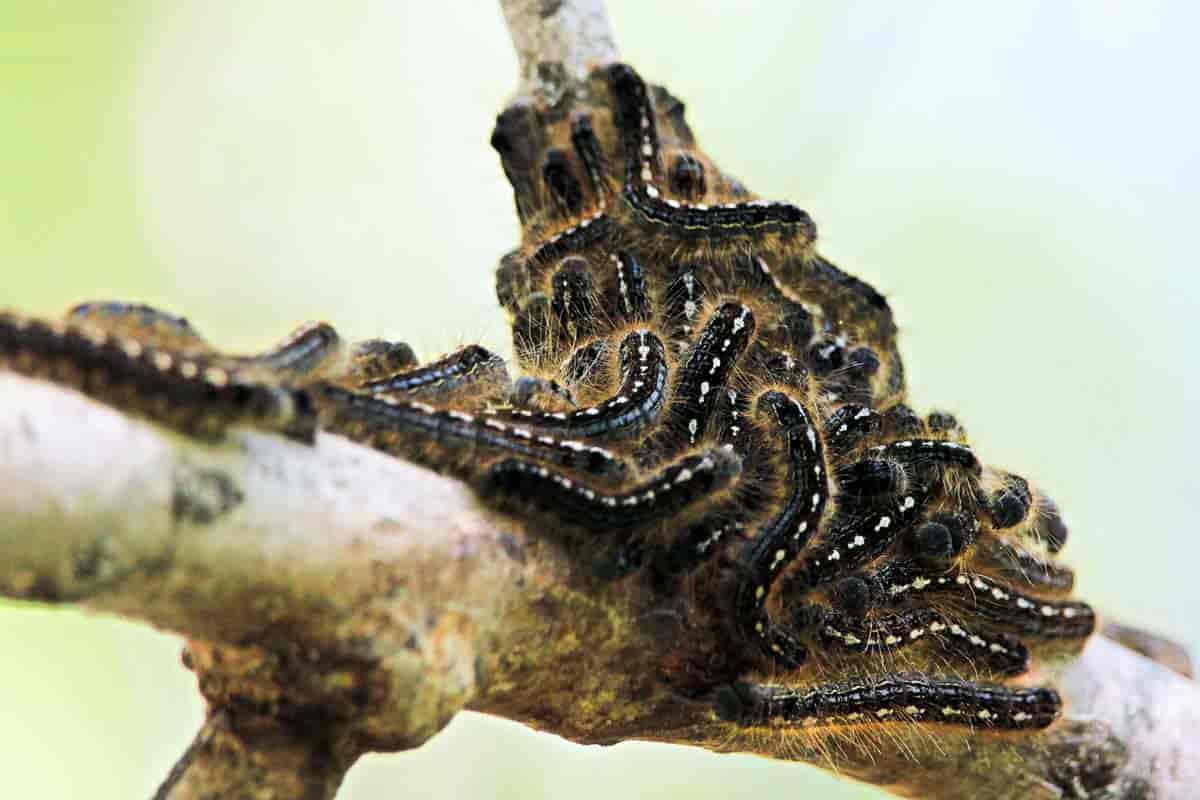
[0, 374, 523, 797]
[499, 0, 618, 103]
[3, 371, 1196, 799]
[3, 2, 1197, 798]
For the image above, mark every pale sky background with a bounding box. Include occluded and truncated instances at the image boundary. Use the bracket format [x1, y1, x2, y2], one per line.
[1, 2, 1197, 798]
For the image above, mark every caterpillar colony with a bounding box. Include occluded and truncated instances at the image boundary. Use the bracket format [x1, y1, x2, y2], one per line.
[0, 63, 1092, 738]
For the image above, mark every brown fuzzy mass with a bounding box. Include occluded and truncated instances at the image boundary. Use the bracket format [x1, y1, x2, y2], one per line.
[482, 62, 1093, 730]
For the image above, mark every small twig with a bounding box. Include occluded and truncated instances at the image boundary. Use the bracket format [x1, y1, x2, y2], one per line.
[499, 0, 618, 103]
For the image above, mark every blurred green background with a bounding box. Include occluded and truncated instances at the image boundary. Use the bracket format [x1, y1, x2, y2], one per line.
[2, 2, 1196, 798]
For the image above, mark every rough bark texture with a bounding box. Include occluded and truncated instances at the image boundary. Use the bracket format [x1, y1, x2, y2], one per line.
[2, 2, 1197, 798]
[500, 0, 618, 104]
